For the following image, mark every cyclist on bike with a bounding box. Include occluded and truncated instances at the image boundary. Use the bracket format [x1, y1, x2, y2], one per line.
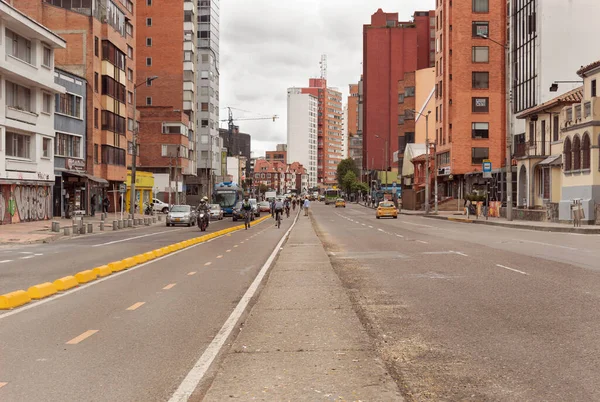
[292, 198, 297, 211]
[284, 198, 291, 218]
[274, 198, 284, 227]
[242, 197, 252, 230]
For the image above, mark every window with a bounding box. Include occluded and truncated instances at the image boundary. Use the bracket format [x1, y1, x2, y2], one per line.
[398, 93, 404, 104]
[6, 132, 31, 159]
[472, 46, 489, 62]
[128, 118, 134, 131]
[200, 70, 209, 79]
[146, 97, 152, 105]
[106, 1, 126, 36]
[472, 72, 489, 89]
[6, 29, 32, 64]
[127, 91, 133, 104]
[404, 109, 415, 120]
[553, 115, 559, 142]
[146, 37, 152, 46]
[201, 102, 208, 111]
[6, 81, 32, 112]
[404, 86, 415, 97]
[398, 116, 405, 125]
[472, 97, 489, 113]
[563, 137, 572, 171]
[472, 122, 489, 139]
[472, 21, 489, 37]
[102, 40, 126, 71]
[42, 138, 51, 158]
[572, 136, 581, 170]
[201, 119, 208, 127]
[471, 147, 489, 164]
[146, 57, 152, 66]
[94, 72, 99, 92]
[94, 144, 99, 164]
[592, 80, 597, 97]
[146, 18, 152, 26]
[101, 145, 126, 166]
[94, 108, 99, 128]
[55, 132, 82, 158]
[101, 110, 126, 134]
[127, 68, 133, 81]
[126, 22, 133, 37]
[582, 134, 591, 170]
[42, 93, 52, 114]
[42, 47, 52, 67]
[529, 121, 535, 145]
[127, 45, 133, 59]
[584, 102, 591, 118]
[101, 75, 126, 103]
[95, 36, 99, 57]
[146, 78, 153, 86]
[473, 0, 489, 12]
[147, 0, 151, 4]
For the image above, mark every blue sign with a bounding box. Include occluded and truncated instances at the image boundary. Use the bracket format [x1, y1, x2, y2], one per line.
[483, 161, 492, 172]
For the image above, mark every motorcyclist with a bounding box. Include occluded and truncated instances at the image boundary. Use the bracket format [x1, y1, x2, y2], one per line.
[242, 197, 252, 230]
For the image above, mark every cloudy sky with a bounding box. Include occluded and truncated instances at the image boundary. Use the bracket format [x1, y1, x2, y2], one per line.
[219, 0, 435, 158]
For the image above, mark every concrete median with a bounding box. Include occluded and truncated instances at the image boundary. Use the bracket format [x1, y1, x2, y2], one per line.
[53, 276, 79, 291]
[108, 261, 127, 273]
[122, 257, 137, 269]
[75, 270, 98, 284]
[27, 283, 58, 300]
[0, 290, 31, 310]
[93, 265, 112, 278]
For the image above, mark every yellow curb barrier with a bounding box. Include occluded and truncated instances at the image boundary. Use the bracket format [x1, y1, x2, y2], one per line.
[123, 257, 137, 269]
[27, 283, 57, 300]
[53, 276, 79, 291]
[143, 251, 156, 261]
[134, 254, 148, 264]
[75, 270, 97, 284]
[0, 290, 31, 310]
[161, 247, 171, 255]
[154, 248, 165, 257]
[108, 260, 127, 273]
[93, 265, 112, 278]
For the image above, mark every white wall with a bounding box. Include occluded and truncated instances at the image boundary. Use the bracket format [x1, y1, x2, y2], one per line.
[226, 156, 239, 183]
[342, 104, 349, 159]
[287, 90, 317, 188]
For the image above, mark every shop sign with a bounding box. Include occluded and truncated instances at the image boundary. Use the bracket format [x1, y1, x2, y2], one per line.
[66, 158, 85, 171]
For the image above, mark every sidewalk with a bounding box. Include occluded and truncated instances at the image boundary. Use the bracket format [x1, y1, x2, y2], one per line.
[202, 215, 402, 401]
[0, 212, 164, 245]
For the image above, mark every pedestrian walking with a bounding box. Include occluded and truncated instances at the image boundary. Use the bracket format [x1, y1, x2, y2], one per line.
[90, 194, 96, 216]
[103, 196, 110, 213]
[303, 197, 310, 216]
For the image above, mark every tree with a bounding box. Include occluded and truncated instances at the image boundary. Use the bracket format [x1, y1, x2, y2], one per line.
[258, 183, 268, 195]
[352, 181, 369, 196]
[336, 158, 360, 185]
[342, 171, 358, 195]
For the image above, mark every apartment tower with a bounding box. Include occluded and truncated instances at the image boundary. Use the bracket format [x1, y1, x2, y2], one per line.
[363, 9, 434, 178]
[434, 0, 507, 199]
[286, 88, 318, 189]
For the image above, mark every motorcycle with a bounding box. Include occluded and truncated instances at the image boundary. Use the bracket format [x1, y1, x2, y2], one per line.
[197, 211, 209, 231]
[144, 202, 154, 215]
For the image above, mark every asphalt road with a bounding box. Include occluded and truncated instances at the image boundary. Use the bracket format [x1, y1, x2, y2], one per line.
[312, 202, 600, 401]
[0, 212, 293, 401]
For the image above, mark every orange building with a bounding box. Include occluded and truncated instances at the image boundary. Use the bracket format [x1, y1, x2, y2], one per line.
[13, 0, 137, 194]
[299, 78, 343, 186]
[135, 0, 196, 198]
[434, 0, 507, 199]
[265, 150, 287, 164]
[347, 83, 359, 136]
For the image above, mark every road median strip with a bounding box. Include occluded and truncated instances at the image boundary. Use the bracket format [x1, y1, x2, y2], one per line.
[0, 215, 272, 310]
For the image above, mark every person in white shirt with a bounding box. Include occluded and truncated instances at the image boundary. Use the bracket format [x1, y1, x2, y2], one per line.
[303, 198, 310, 216]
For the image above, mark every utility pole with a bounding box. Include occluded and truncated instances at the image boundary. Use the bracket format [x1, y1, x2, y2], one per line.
[409, 109, 432, 214]
[433, 142, 438, 213]
[168, 156, 172, 207]
[175, 146, 180, 205]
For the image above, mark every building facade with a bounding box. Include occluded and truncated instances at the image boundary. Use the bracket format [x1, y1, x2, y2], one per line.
[219, 126, 251, 176]
[287, 89, 318, 189]
[434, 0, 507, 201]
[253, 159, 307, 195]
[363, 9, 434, 175]
[265, 150, 286, 164]
[0, 2, 66, 223]
[14, 0, 139, 208]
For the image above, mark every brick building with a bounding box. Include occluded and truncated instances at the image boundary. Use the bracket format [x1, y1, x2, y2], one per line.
[434, 0, 507, 200]
[363, 9, 434, 178]
[135, 0, 196, 204]
[253, 159, 307, 194]
[265, 150, 286, 164]
[13, 0, 138, 199]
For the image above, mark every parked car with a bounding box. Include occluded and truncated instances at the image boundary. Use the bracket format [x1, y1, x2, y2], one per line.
[232, 202, 255, 222]
[152, 198, 171, 213]
[258, 201, 271, 212]
[166, 205, 196, 226]
[209, 204, 224, 220]
[249, 198, 260, 217]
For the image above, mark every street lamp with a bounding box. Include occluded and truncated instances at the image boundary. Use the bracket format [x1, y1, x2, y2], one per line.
[478, 33, 514, 221]
[408, 109, 433, 213]
[375, 135, 388, 190]
[130, 75, 159, 217]
[549, 80, 583, 92]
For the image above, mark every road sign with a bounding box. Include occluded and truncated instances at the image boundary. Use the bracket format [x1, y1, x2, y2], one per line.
[392, 182, 397, 188]
[482, 160, 492, 179]
[119, 183, 127, 193]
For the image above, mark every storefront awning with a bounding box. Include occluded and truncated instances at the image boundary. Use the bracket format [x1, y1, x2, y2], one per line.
[86, 175, 109, 186]
[538, 154, 562, 166]
[55, 169, 109, 186]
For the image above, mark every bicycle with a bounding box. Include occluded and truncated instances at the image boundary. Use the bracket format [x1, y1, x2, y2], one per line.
[275, 209, 282, 229]
[244, 210, 251, 230]
[285, 206, 290, 218]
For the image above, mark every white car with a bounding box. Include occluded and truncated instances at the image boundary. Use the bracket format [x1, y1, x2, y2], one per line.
[152, 198, 170, 213]
[209, 204, 224, 220]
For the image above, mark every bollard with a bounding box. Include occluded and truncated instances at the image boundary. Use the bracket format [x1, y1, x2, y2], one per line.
[63, 226, 71, 236]
[113, 220, 118, 231]
[145, 218, 150, 226]
[133, 218, 138, 226]
[80, 225, 87, 235]
[87, 223, 93, 233]
[118, 220, 123, 229]
[158, 215, 163, 222]
[152, 216, 157, 224]
[100, 213, 105, 221]
[52, 221, 60, 232]
[128, 219, 133, 227]
[100, 221, 105, 231]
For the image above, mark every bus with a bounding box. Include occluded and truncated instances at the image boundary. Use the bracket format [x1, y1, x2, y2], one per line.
[213, 182, 244, 216]
[324, 188, 341, 205]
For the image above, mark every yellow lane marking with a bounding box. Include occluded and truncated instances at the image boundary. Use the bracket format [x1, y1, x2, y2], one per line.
[204, 262, 212, 266]
[163, 283, 176, 290]
[0, 382, 7, 389]
[126, 302, 145, 311]
[66, 330, 99, 345]
[216, 255, 223, 259]
[187, 271, 197, 276]
[226, 249, 231, 253]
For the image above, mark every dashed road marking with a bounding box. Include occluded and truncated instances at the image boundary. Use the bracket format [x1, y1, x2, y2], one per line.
[0, 382, 7, 389]
[496, 264, 529, 276]
[163, 283, 176, 290]
[226, 249, 231, 253]
[204, 262, 212, 266]
[0, 260, 12, 264]
[216, 255, 223, 259]
[20, 255, 35, 260]
[233, 245, 238, 248]
[416, 240, 429, 244]
[396, 234, 404, 238]
[401, 221, 434, 228]
[368, 225, 373, 228]
[66, 330, 98, 345]
[452, 251, 469, 257]
[187, 272, 197, 276]
[126, 302, 145, 311]
[92, 229, 185, 247]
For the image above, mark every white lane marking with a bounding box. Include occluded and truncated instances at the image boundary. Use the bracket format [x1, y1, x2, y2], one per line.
[204, 262, 212, 266]
[216, 255, 223, 259]
[0, 382, 6, 388]
[226, 249, 231, 253]
[519, 239, 578, 251]
[496, 264, 529, 276]
[167, 205, 300, 402]
[395, 234, 404, 238]
[20, 255, 35, 260]
[422, 251, 456, 255]
[0, 260, 12, 264]
[452, 251, 469, 257]
[163, 283, 176, 290]
[126, 302, 145, 311]
[187, 272, 197, 276]
[66, 330, 98, 345]
[377, 228, 384, 232]
[416, 240, 429, 244]
[368, 225, 373, 228]
[91, 228, 186, 247]
[401, 221, 434, 228]
[34, 254, 43, 256]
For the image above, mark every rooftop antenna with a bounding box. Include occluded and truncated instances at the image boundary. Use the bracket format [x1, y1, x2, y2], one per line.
[320, 54, 327, 81]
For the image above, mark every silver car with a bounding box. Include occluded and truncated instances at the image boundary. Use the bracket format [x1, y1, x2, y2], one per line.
[166, 205, 196, 227]
[209, 204, 224, 220]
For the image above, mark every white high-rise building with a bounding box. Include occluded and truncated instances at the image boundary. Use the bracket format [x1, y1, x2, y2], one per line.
[342, 104, 349, 159]
[287, 88, 318, 189]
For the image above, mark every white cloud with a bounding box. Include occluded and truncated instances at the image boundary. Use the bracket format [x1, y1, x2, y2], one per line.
[220, 0, 435, 158]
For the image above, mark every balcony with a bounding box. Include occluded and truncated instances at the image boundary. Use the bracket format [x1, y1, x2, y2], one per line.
[6, 106, 38, 125]
[514, 141, 547, 159]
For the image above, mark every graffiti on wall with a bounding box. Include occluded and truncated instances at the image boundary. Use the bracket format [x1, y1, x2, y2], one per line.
[0, 184, 53, 224]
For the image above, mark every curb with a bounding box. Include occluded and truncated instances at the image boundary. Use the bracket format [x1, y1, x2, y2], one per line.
[0, 215, 272, 310]
[423, 214, 600, 234]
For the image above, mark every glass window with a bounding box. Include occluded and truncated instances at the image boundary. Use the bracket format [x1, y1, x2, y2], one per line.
[398, 93, 404, 104]
[54, 133, 82, 158]
[472, 22, 489, 37]
[43, 47, 52, 67]
[94, 108, 99, 128]
[42, 138, 51, 158]
[6, 29, 32, 64]
[42, 93, 52, 114]
[146, 57, 152, 66]
[201, 102, 208, 111]
[472, 46, 489, 62]
[6, 131, 31, 159]
[472, 97, 489, 113]
[6, 81, 32, 112]
[146, 17, 152, 26]
[127, 45, 133, 59]
[472, 122, 489, 139]
[404, 87, 415, 97]
[127, 68, 133, 81]
[473, 0, 489, 13]
[472, 72, 489, 89]
[471, 147, 489, 164]
[146, 97, 152, 105]
[146, 37, 152, 46]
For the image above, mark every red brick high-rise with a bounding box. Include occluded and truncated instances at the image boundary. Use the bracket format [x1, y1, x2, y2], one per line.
[363, 9, 434, 178]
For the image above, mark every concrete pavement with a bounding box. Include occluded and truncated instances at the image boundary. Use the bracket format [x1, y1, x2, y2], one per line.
[202, 212, 401, 401]
[314, 202, 600, 401]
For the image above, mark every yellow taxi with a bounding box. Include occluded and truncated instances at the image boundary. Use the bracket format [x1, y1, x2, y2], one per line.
[376, 201, 398, 219]
[335, 198, 346, 208]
